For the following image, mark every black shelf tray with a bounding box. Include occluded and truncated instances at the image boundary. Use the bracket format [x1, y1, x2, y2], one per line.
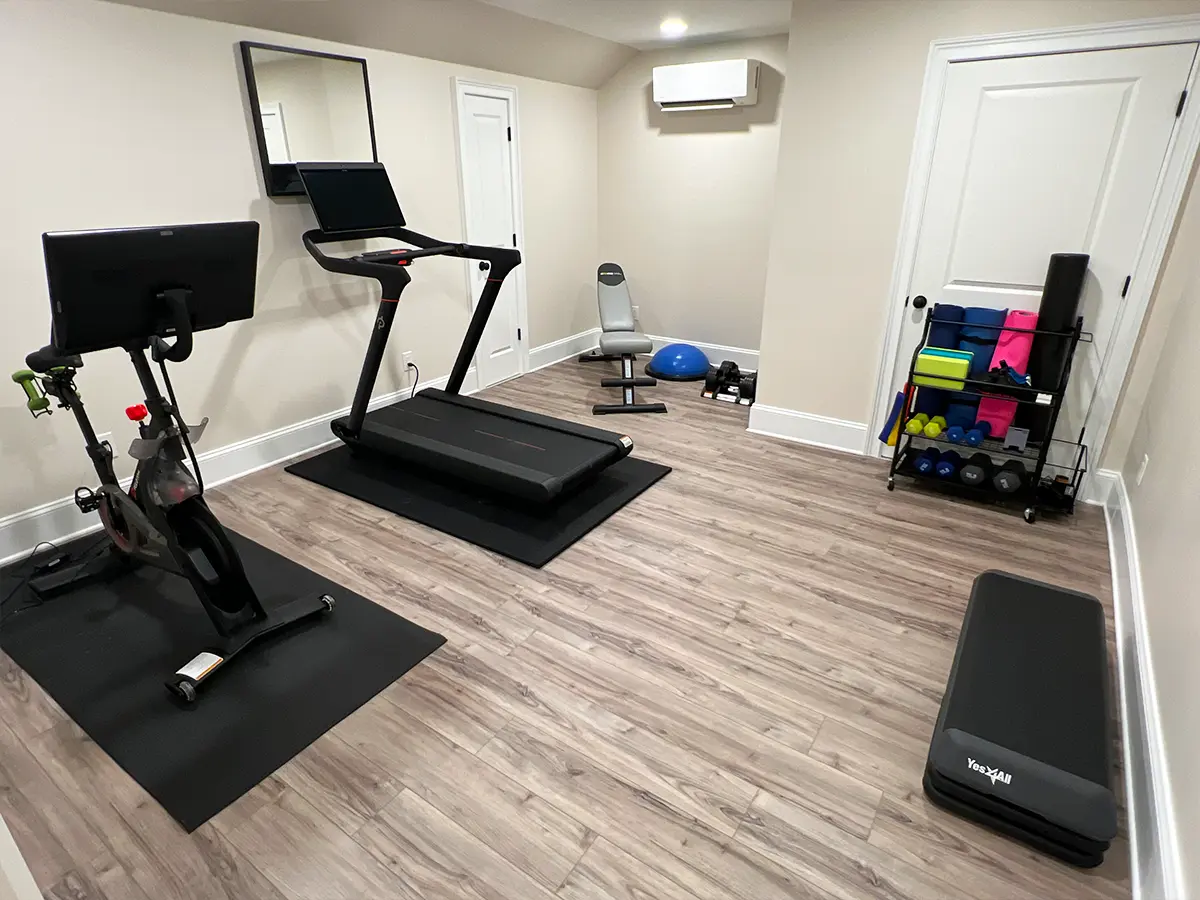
[893, 451, 1077, 514]
[903, 431, 1083, 466]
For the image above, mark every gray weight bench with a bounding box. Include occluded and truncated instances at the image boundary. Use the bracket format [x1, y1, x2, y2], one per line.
[580, 263, 667, 415]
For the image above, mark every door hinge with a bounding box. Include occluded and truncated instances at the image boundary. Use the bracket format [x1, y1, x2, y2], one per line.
[1121, 275, 1132, 298]
[1177, 90, 1188, 118]
[507, 126, 512, 141]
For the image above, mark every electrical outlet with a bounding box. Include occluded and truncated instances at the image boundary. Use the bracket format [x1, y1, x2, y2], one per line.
[632, 305, 640, 321]
[402, 351, 415, 385]
[1136, 453, 1150, 485]
[98, 432, 114, 458]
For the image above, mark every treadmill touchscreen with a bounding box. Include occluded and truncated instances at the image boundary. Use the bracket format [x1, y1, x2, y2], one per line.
[298, 163, 406, 233]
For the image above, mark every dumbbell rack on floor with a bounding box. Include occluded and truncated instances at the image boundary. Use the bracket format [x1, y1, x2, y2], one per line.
[886, 312, 1090, 524]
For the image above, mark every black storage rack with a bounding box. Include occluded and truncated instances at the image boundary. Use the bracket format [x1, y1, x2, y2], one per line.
[886, 312, 1091, 523]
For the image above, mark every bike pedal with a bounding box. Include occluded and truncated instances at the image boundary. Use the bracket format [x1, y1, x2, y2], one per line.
[73, 487, 101, 513]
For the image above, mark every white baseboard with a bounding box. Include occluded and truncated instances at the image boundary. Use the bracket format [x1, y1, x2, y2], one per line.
[1083, 468, 1119, 507]
[1104, 472, 1181, 900]
[646, 334, 759, 372]
[0, 366, 475, 566]
[746, 404, 867, 456]
[528, 327, 601, 371]
[0, 814, 40, 900]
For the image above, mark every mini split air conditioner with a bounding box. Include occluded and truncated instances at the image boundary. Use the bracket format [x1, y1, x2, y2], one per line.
[652, 58, 761, 112]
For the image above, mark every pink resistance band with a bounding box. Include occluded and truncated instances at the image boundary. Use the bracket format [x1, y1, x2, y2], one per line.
[976, 309, 1039, 439]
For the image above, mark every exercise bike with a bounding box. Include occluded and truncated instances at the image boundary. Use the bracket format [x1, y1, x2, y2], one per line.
[12, 222, 335, 705]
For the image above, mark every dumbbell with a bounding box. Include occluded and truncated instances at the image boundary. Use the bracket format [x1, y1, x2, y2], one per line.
[959, 452, 993, 487]
[935, 450, 962, 479]
[993, 459, 1026, 493]
[923, 416, 947, 438]
[945, 425, 967, 444]
[913, 447, 939, 474]
[965, 421, 992, 447]
[905, 413, 930, 435]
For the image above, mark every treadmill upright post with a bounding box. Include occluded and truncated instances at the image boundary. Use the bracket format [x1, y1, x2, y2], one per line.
[445, 255, 519, 395]
[345, 280, 409, 438]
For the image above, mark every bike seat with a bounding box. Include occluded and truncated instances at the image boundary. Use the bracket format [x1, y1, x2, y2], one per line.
[26, 345, 82, 373]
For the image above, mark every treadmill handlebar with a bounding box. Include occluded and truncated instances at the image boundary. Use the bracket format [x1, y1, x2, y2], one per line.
[303, 227, 521, 278]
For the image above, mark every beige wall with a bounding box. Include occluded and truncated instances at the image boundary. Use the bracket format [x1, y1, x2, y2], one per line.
[598, 35, 788, 350]
[757, 0, 1200, 420]
[1121, 239, 1200, 899]
[0, 0, 598, 523]
[1104, 156, 1200, 469]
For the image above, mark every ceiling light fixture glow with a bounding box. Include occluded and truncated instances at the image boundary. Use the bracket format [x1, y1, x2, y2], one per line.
[660, 17, 688, 39]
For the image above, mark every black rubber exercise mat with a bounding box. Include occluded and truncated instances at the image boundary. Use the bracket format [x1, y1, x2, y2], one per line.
[0, 532, 444, 832]
[287, 447, 671, 567]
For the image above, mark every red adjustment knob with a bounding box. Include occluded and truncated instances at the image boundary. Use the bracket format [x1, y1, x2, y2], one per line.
[125, 404, 148, 421]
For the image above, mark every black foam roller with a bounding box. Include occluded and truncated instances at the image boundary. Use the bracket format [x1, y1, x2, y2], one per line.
[959, 452, 993, 487]
[1021, 253, 1088, 441]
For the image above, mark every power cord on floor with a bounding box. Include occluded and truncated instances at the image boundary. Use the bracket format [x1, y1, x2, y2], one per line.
[0, 534, 110, 625]
[408, 362, 420, 398]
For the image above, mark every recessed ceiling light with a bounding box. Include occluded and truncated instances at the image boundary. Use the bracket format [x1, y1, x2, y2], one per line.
[660, 17, 688, 39]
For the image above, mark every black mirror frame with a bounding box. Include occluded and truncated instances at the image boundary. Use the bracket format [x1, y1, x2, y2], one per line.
[239, 41, 380, 197]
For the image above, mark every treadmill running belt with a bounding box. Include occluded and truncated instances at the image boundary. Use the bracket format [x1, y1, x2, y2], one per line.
[287, 446, 670, 567]
[371, 394, 609, 472]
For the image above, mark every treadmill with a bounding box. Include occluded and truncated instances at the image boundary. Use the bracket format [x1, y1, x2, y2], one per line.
[298, 163, 633, 503]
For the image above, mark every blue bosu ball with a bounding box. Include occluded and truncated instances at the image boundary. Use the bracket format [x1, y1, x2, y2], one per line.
[646, 343, 709, 381]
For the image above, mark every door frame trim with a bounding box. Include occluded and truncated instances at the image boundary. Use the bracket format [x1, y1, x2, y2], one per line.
[452, 77, 531, 382]
[867, 15, 1200, 464]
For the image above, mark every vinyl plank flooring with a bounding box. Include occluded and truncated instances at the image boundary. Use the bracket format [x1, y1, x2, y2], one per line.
[230, 789, 421, 900]
[0, 649, 70, 743]
[274, 733, 402, 837]
[556, 835, 710, 900]
[333, 697, 595, 889]
[737, 789, 984, 900]
[424, 644, 759, 836]
[353, 789, 560, 900]
[512, 631, 882, 840]
[869, 791, 1129, 900]
[479, 723, 825, 900]
[807, 716, 929, 797]
[2, 360, 1124, 900]
[383, 650, 514, 753]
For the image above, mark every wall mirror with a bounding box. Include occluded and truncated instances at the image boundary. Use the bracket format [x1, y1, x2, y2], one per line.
[240, 41, 378, 197]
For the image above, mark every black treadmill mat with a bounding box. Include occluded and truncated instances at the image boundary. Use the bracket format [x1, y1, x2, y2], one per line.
[0, 532, 445, 832]
[940, 571, 1111, 785]
[287, 447, 671, 567]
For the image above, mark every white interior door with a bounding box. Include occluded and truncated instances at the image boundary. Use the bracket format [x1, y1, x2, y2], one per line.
[458, 87, 525, 388]
[259, 102, 292, 164]
[883, 42, 1197, 457]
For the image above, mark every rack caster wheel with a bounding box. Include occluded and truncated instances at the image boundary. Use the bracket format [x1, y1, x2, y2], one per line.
[169, 680, 197, 705]
[320, 594, 336, 613]
[1023, 508, 1037, 524]
[887, 478, 895, 491]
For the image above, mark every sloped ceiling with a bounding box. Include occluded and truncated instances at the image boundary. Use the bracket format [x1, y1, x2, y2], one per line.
[101, 0, 638, 88]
